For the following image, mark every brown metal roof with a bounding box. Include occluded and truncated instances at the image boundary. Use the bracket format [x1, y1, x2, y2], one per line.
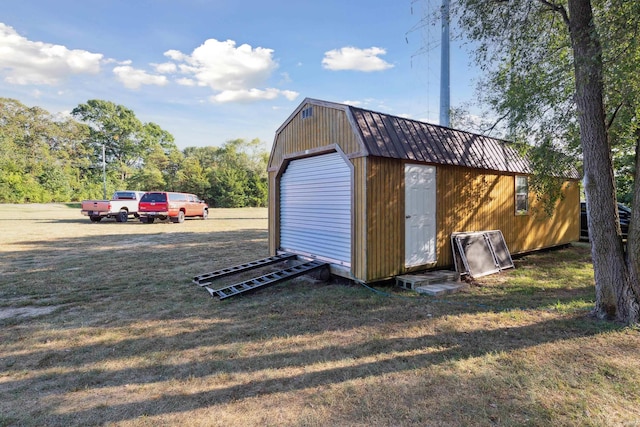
[349, 106, 539, 176]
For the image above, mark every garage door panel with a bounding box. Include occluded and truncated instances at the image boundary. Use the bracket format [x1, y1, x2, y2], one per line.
[281, 196, 349, 202]
[283, 185, 348, 194]
[281, 207, 351, 216]
[281, 222, 351, 232]
[280, 152, 352, 267]
[280, 231, 350, 247]
[285, 173, 350, 183]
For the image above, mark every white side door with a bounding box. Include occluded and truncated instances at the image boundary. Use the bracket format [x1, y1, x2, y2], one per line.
[405, 164, 437, 267]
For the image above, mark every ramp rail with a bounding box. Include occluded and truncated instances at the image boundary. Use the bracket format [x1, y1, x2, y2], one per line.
[193, 253, 328, 300]
[193, 253, 298, 287]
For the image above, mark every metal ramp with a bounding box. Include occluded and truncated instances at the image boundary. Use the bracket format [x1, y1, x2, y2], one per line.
[193, 254, 328, 300]
[204, 260, 327, 300]
[193, 253, 297, 287]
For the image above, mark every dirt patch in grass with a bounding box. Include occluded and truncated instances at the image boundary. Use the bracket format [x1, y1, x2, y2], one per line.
[0, 306, 60, 320]
[1, 204, 639, 427]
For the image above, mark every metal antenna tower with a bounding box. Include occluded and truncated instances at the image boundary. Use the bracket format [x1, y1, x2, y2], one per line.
[439, 0, 450, 127]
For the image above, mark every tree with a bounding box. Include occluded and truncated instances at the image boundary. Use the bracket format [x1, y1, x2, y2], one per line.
[0, 98, 92, 202]
[71, 100, 147, 184]
[210, 167, 249, 207]
[182, 139, 269, 207]
[127, 144, 167, 191]
[131, 123, 184, 191]
[452, 0, 640, 323]
[71, 100, 179, 192]
[175, 156, 210, 198]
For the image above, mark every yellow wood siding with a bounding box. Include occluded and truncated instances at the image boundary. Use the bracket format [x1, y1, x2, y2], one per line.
[351, 157, 367, 281]
[436, 165, 580, 267]
[360, 160, 579, 279]
[269, 104, 362, 172]
[268, 171, 278, 256]
[362, 157, 404, 282]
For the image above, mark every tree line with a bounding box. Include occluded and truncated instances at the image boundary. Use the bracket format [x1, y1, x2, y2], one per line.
[0, 98, 268, 207]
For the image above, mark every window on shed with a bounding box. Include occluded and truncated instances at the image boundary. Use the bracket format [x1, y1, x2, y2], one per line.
[301, 106, 313, 119]
[515, 176, 529, 215]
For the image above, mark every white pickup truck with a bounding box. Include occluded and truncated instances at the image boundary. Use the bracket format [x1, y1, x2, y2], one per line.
[81, 191, 146, 223]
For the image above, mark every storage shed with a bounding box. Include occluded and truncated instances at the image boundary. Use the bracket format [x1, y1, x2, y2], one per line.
[268, 98, 580, 283]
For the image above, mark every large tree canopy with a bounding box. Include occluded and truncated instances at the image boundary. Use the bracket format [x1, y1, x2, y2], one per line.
[72, 100, 162, 183]
[452, 0, 640, 323]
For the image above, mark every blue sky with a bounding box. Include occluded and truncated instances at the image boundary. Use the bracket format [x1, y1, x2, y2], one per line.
[2, 0, 479, 149]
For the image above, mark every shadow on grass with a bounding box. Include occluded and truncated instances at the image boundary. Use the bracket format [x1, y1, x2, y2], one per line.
[3, 314, 620, 425]
[0, 235, 621, 425]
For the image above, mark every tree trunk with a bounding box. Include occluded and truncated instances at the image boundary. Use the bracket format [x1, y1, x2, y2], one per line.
[568, 0, 638, 323]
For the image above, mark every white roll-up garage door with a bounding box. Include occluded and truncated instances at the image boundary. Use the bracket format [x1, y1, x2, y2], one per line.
[280, 152, 352, 266]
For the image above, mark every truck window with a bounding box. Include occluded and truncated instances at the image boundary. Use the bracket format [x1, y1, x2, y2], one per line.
[141, 193, 166, 203]
[115, 192, 135, 200]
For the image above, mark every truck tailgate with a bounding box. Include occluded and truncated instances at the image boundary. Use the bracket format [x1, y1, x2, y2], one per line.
[81, 200, 110, 212]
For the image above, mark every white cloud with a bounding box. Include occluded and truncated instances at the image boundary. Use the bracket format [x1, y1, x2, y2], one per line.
[322, 46, 394, 72]
[0, 23, 103, 85]
[166, 39, 277, 91]
[342, 100, 362, 107]
[176, 77, 196, 86]
[153, 62, 177, 74]
[281, 90, 299, 101]
[163, 38, 295, 103]
[0, 24, 296, 103]
[342, 98, 388, 110]
[211, 88, 299, 104]
[113, 65, 168, 89]
[164, 49, 186, 61]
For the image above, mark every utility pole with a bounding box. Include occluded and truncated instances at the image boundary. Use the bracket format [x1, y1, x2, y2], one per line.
[102, 144, 107, 200]
[439, 0, 451, 127]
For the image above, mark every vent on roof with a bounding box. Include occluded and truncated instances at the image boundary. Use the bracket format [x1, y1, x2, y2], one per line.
[301, 106, 313, 119]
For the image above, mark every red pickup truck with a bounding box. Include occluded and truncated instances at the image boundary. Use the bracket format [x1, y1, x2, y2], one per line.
[138, 192, 208, 223]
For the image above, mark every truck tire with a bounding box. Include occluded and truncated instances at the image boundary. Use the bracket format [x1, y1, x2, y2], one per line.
[89, 216, 102, 222]
[116, 210, 128, 223]
[172, 210, 185, 223]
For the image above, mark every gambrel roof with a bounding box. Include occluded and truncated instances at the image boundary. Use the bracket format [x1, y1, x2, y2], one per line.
[277, 98, 580, 179]
[349, 106, 532, 175]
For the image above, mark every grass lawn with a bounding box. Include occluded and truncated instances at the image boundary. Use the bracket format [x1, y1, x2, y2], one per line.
[0, 204, 639, 426]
